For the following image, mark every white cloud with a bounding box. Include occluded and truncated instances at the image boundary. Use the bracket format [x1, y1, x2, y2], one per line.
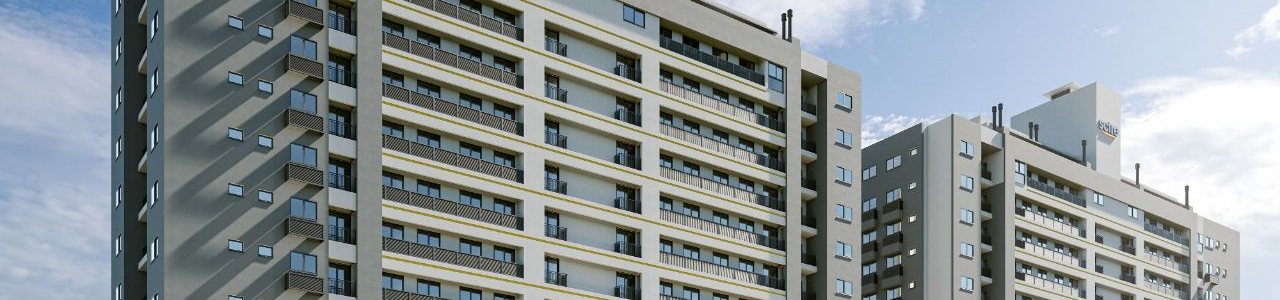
[860, 113, 942, 146]
[711, 0, 926, 50]
[1119, 68, 1280, 298]
[0, 4, 109, 300]
[1226, 1, 1280, 57]
[1094, 26, 1120, 38]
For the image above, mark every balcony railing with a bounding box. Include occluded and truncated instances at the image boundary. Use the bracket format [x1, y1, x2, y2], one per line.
[544, 83, 567, 101]
[403, 0, 523, 41]
[1144, 280, 1188, 300]
[327, 64, 357, 87]
[1026, 180, 1086, 207]
[882, 232, 903, 245]
[862, 273, 878, 285]
[1144, 252, 1189, 273]
[382, 83, 523, 135]
[1144, 223, 1190, 246]
[328, 278, 355, 296]
[613, 242, 641, 257]
[328, 172, 355, 192]
[884, 200, 904, 213]
[801, 139, 816, 153]
[545, 224, 567, 240]
[383, 237, 523, 277]
[801, 177, 816, 190]
[614, 197, 640, 213]
[614, 285, 640, 300]
[1016, 240, 1084, 268]
[1015, 272, 1085, 298]
[285, 107, 325, 133]
[383, 186, 522, 229]
[613, 63, 641, 82]
[285, 54, 326, 80]
[884, 265, 903, 277]
[284, 0, 325, 26]
[286, 216, 325, 240]
[613, 108, 641, 126]
[1015, 206, 1085, 238]
[659, 252, 783, 289]
[658, 37, 765, 85]
[659, 124, 783, 171]
[382, 32, 523, 87]
[862, 241, 878, 254]
[801, 215, 816, 228]
[800, 102, 816, 115]
[285, 162, 325, 186]
[383, 288, 447, 300]
[546, 271, 567, 286]
[659, 208, 783, 250]
[802, 253, 816, 265]
[544, 131, 567, 148]
[383, 135, 523, 182]
[613, 153, 640, 170]
[544, 178, 566, 194]
[659, 167, 784, 211]
[545, 37, 567, 56]
[658, 80, 783, 132]
[285, 271, 325, 294]
[327, 118, 356, 139]
[328, 225, 354, 244]
[326, 10, 354, 35]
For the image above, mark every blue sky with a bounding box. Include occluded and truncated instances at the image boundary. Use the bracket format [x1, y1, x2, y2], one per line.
[0, 0, 1277, 298]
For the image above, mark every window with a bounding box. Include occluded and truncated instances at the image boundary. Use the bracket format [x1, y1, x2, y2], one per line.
[836, 242, 853, 258]
[959, 140, 975, 157]
[960, 175, 975, 191]
[148, 68, 159, 96]
[289, 35, 318, 60]
[459, 288, 483, 300]
[257, 190, 272, 203]
[382, 223, 405, 240]
[227, 72, 243, 85]
[114, 235, 122, 256]
[1127, 206, 1140, 219]
[767, 62, 785, 93]
[149, 181, 159, 206]
[257, 245, 272, 258]
[493, 199, 515, 215]
[836, 166, 854, 183]
[886, 222, 902, 235]
[1094, 193, 1107, 205]
[459, 143, 482, 159]
[149, 238, 158, 261]
[861, 231, 877, 244]
[836, 279, 853, 296]
[257, 25, 272, 39]
[959, 276, 974, 292]
[227, 128, 244, 141]
[836, 129, 854, 146]
[416, 230, 440, 247]
[148, 12, 158, 41]
[290, 251, 318, 274]
[861, 262, 877, 275]
[256, 80, 273, 93]
[712, 253, 729, 266]
[492, 151, 515, 168]
[862, 166, 877, 181]
[885, 255, 902, 267]
[227, 16, 243, 29]
[382, 20, 405, 36]
[115, 185, 123, 208]
[836, 92, 854, 109]
[459, 45, 482, 62]
[289, 143, 318, 167]
[836, 204, 853, 221]
[862, 197, 877, 212]
[114, 87, 122, 111]
[622, 4, 645, 27]
[290, 197, 318, 220]
[113, 137, 121, 159]
[959, 242, 974, 258]
[417, 280, 442, 296]
[228, 296, 243, 300]
[257, 135, 273, 148]
[114, 0, 120, 14]
[886, 188, 902, 202]
[227, 183, 243, 197]
[886, 155, 902, 170]
[382, 121, 405, 139]
[959, 208, 975, 225]
[1014, 161, 1027, 184]
[459, 239, 482, 256]
[228, 240, 243, 252]
[416, 181, 441, 198]
[115, 283, 122, 300]
[149, 124, 159, 150]
[459, 191, 482, 207]
[114, 38, 121, 63]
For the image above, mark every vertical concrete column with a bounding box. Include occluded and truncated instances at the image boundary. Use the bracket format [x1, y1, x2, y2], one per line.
[353, 0, 386, 298]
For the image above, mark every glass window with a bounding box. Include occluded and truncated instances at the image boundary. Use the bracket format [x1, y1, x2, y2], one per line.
[227, 240, 243, 252]
[382, 172, 404, 189]
[836, 204, 853, 220]
[459, 239, 482, 256]
[289, 143, 318, 167]
[149, 181, 159, 206]
[257, 190, 272, 203]
[960, 276, 974, 292]
[257, 25, 273, 39]
[227, 72, 243, 85]
[256, 80, 273, 93]
[493, 246, 515, 262]
[886, 188, 902, 202]
[493, 151, 516, 168]
[257, 135, 273, 148]
[862, 198, 877, 212]
[959, 208, 975, 225]
[960, 242, 974, 258]
[836, 92, 854, 109]
[382, 273, 405, 291]
[149, 12, 158, 40]
[459, 143, 483, 159]
[257, 245, 273, 258]
[959, 140, 975, 157]
[417, 281, 441, 297]
[289, 89, 318, 114]
[459, 45, 482, 62]
[960, 175, 975, 191]
[836, 242, 853, 258]
[459, 191, 483, 207]
[459, 94, 483, 111]
[382, 223, 404, 240]
[227, 16, 243, 30]
[289, 35, 318, 60]
[416, 230, 440, 247]
[767, 62, 785, 93]
[382, 20, 404, 36]
[227, 184, 243, 197]
[381, 121, 405, 139]
[836, 129, 854, 146]
[836, 279, 853, 295]
[416, 181, 441, 198]
[494, 199, 515, 215]
[227, 128, 243, 141]
[459, 288, 482, 300]
[862, 166, 877, 181]
[886, 155, 902, 170]
[622, 4, 645, 27]
[289, 197, 318, 220]
[836, 167, 854, 183]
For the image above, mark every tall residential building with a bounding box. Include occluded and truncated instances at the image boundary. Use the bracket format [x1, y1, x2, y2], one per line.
[859, 83, 1239, 300]
[110, 0, 864, 299]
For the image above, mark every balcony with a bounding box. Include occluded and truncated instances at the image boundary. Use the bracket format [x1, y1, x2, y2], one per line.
[545, 37, 567, 56]
[383, 237, 523, 277]
[285, 107, 325, 133]
[801, 139, 816, 153]
[613, 153, 641, 170]
[284, 271, 325, 294]
[884, 200, 904, 213]
[613, 108, 641, 126]
[383, 288, 447, 300]
[546, 271, 567, 286]
[862, 273, 878, 285]
[383, 135, 523, 183]
[545, 224, 567, 240]
[613, 196, 640, 214]
[1026, 180, 1086, 207]
[326, 10, 355, 35]
[402, 0, 523, 41]
[882, 232, 903, 246]
[659, 208, 783, 250]
[1144, 223, 1190, 246]
[284, 0, 325, 26]
[658, 80, 783, 132]
[659, 167, 784, 211]
[327, 118, 356, 140]
[1014, 207, 1085, 238]
[544, 178, 566, 194]
[1144, 252, 1189, 273]
[801, 177, 816, 190]
[328, 225, 354, 244]
[383, 186, 523, 229]
[544, 131, 567, 148]
[1015, 240, 1083, 268]
[800, 102, 816, 115]
[801, 215, 816, 228]
[613, 242, 641, 257]
[658, 37, 765, 85]
[801, 252, 816, 265]
[884, 265, 903, 278]
[1144, 281, 1188, 300]
[614, 285, 640, 300]
[383, 83, 523, 135]
[659, 124, 783, 171]
[284, 54, 325, 80]
[659, 252, 783, 290]
[285, 162, 325, 187]
[327, 64, 357, 88]
[861, 242, 877, 254]
[328, 172, 356, 192]
[328, 278, 355, 296]
[383, 33, 523, 87]
[613, 63, 641, 82]
[285, 216, 325, 240]
[1014, 272, 1085, 299]
[544, 83, 567, 101]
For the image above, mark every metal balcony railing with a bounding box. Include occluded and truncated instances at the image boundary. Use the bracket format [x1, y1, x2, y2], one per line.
[545, 224, 567, 240]
[403, 0, 523, 41]
[285, 162, 325, 187]
[1015, 206, 1085, 238]
[285, 107, 325, 133]
[545, 271, 567, 286]
[1144, 280, 1188, 300]
[658, 80, 783, 132]
[613, 153, 641, 170]
[1026, 180, 1087, 207]
[658, 124, 783, 171]
[327, 172, 355, 192]
[383, 288, 447, 300]
[613, 63, 641, 82]
[884, 265, 903, 278]
[801, 177, 816, 190]
[800, 102, 816, 115]
[801, 215, 816, 228]
[544, 131, 567, 148]
[545, 37, 567, 56]
[1144, 251, 1189, 273]
[383, 135, 523, 182]
[658, 208, 783, 250]
[284, 0, 325, 26]
[613, 242, 641, 257]
[1015, 272, 1085, 299]
[544, 83, 567, 101]
[659, 252, 784, 290]
[613, 285, 640, 300]
[326, 64, 356, 88]
[613, 197, 640, 213]
[383, 237, 523, 277]
[544, 178, 567, 194]
[801, 139, 816, 153]
[284, 271, 325, 294]
[326, 10, 354, 35]
[286, 216, 325, 240]
[328, 225, 354, 244]
[1015, 239, 1084, 268]
[327, 118, 355, 139]
[382, 33, 523, 87]
[1144, 223, 1190, 246]
[613, 108, 641, 126]
[658, 37, 765, 85]
[285, 54, 325, 80]
[328, 278, 355, 296]
[382, 83, 523, 135]
[802, 253, 816, 265]
[659, 167, 784, 211]
[383, 186, 522, 229]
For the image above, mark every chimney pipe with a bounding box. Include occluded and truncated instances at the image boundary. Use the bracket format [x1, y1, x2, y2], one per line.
[997, 103, 1004, 127]
[1135, 163, 1141, 186]
[786, 9, 794, 41]
[1027, 122, 1035, 140]
[991, 106, 997, 128]
[780, 13, 788, 40]
[1184, 185, 1191, 208]
[1081, 140, 1088, 165]
[1033, 124, 1040, 141]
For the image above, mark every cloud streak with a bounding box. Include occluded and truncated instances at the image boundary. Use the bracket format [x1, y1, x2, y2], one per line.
[711, 0, 925, 50]
[860, 113, 942, 146]
[1226, 1, 1280, 57]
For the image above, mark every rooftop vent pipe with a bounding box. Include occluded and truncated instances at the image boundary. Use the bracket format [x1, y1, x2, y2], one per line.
[997, 103, 1004, 127]
[1184, 185, 1191, 208]
[1135, 163, 1141, 186]
[1081, 140, 1088, 166]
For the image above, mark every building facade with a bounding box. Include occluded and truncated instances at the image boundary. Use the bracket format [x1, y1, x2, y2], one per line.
[859, 83, 1239, 300]
[110, 0, 864, 299]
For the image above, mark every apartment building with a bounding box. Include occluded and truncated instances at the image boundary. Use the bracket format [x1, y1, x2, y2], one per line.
[109, 0, 865, 299]
[859, 83, 1239, 300]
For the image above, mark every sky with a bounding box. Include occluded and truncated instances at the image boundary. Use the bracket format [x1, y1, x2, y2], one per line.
[0, 0, 1276, 298]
